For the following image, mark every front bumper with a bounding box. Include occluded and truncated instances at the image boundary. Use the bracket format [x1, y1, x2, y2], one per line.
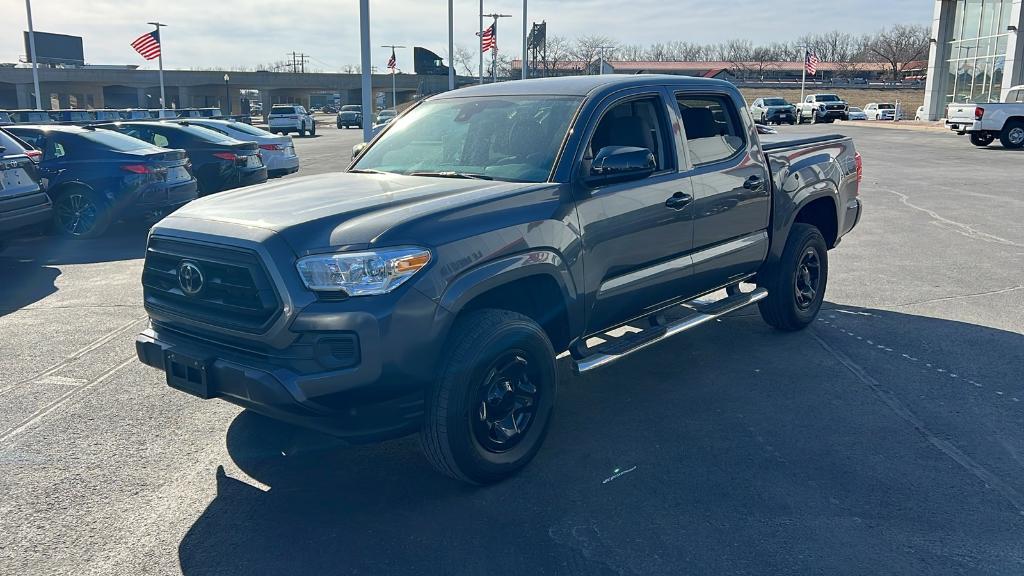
[765, 109, 795, 123]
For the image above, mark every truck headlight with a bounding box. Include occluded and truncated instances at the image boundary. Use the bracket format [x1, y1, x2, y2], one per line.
[296, 247, 431, 296]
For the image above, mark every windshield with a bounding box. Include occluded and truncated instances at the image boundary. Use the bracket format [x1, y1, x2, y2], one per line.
[763, 98, 789, 106]
[341, 105, 362, 112]
[353, 95, 581, 183]
[815, 95, 841, 102]
[878, 103, 895, 109]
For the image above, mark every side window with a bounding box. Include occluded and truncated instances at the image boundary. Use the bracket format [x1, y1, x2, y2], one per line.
[676, 94, 746, 167]
[805, 96, 813, 103]
[753, 99, 762, 107]
[587, 95, 673, 171]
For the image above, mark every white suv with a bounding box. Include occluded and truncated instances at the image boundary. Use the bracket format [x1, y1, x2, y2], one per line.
[268, 104, 315, 137]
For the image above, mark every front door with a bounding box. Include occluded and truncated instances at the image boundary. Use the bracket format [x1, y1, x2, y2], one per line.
[574, 90, 695, 334]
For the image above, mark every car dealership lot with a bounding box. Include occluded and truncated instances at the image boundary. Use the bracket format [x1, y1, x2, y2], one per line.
[1, 122, 1022, 575]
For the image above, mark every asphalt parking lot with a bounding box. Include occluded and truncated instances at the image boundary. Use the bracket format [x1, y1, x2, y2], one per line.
[2, 120, 1022, 575]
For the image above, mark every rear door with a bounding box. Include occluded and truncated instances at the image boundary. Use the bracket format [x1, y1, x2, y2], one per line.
[674, 91, 771, 292]
[575, 88, 696, 333]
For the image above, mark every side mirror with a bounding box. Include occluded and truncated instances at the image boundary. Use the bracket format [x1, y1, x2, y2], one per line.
[586, 146, 655, 187]
[352, 142, 368, 159]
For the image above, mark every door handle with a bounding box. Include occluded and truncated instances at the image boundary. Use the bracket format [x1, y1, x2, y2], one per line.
[665, 191, 692, 210]
[743, 176, 765, 191]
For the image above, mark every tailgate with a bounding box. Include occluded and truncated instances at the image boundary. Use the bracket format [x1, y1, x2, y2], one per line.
[946, 104, 976, 122]
[0, 155, 42, 200]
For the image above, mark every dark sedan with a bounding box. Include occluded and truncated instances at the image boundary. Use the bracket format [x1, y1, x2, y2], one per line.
[97, 121, 267, 195]
[6, 125, 198, 238]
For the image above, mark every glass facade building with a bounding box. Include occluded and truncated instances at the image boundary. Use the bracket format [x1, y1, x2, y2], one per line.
[923, 0, 1023, 119]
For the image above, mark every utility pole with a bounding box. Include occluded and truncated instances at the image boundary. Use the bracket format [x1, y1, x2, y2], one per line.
[483, 13, 511, 82]
[381, 44, 406, 110]
[148, 21, 168, 111]
[24, 0, 43, 109]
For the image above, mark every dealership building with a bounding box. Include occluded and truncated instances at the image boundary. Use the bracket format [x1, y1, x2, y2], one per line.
[922, 0, 1024, 119]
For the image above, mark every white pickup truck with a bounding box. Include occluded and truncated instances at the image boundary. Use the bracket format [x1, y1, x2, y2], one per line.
[945, 85, 1024, 149]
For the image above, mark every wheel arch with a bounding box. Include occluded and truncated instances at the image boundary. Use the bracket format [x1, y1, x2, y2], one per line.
[437, 250, 582, 353]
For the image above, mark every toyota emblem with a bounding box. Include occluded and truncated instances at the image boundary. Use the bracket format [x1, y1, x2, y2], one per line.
[177, 261, 204, 296]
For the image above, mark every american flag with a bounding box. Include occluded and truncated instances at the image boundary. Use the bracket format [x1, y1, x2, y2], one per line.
[387, 49, 397, 71]
[131, 30, 161, 61]
[805, 51, 820, 76]
[479, 24, 496, 53]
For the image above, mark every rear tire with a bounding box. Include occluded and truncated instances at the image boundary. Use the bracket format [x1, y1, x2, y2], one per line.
[999, 120, 1024, 149]
[309, 122, 316, 137]
[757, 223, 829, 331]
[420, 309, 557, 485]
[970, 132, 995, 147]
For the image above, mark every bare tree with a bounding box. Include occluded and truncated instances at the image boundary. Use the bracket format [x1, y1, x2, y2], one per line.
[866, 24, 930, 81]
[534, 35, 577, 77]
[453, 45, 475, 77]
[571, 35, 618, 71]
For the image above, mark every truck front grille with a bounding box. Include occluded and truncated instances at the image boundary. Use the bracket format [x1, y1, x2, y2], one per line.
[142, 236, 280, 334]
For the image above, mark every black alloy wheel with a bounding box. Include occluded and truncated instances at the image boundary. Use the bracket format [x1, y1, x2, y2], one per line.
[794, 247, 822, 310]
[472, 351, 541, 453]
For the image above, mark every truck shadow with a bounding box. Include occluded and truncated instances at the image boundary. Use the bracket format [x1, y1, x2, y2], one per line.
[0, 223, 148, 316]
[177, 304, 1024, 575]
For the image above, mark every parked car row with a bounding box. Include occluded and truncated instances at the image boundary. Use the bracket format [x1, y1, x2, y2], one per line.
[0, 107, 227, 127]
[0, 117, 300, 244]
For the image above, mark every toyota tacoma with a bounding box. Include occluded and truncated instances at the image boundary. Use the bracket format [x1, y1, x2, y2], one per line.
[135, 76, 862, 484]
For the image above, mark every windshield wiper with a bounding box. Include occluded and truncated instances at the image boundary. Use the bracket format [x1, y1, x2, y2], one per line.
[409, 171, 493, 180]
[348, 168, 388, 174]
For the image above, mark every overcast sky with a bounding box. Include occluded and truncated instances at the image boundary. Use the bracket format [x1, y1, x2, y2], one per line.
[3, 0, 931, 71]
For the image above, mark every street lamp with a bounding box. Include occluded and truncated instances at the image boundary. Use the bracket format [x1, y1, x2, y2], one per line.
[223, 73, 230, 115]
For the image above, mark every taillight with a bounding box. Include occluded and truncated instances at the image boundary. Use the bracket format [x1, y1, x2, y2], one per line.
[259, 143, 284, 151]
[122, 164, 155, 174]
[213, 152, 238, 161]
[25, 150, 42, 162]
[975, 107, 985, 120]
[854, 152, 863, 183]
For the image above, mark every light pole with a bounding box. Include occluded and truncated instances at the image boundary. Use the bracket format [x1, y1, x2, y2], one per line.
[359, 0, 372, 142]
[521, 0, 528, 80]
[24, 0, 42, 109]
[223, 73, 230, 115]
[448, 0, 455, 91]
[381, 44, 406, 110]
[595, 45, 614, 75]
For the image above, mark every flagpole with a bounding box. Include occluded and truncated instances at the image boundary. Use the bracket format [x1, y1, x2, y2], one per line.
[799, 46, 807, 105]
[148, 21, 167, 110]
[381, 45, 405, 110]
[492, 18, 497, 83]
[478, 0, 484, 85]
[521, 0, 528, 80]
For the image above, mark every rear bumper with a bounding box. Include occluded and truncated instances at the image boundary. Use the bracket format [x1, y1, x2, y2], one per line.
[842, 198, 862, 237]
[130, 180, 199, 214]
[264, 153, 299, 175]
[946, 120, 982, 133]
[0, 192, 52, 237]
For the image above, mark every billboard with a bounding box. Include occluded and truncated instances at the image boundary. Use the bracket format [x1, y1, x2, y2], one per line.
[23, 31, 84, 65]
[414, 47, 448, 76]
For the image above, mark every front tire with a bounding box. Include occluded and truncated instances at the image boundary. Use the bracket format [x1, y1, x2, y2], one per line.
[999, 120, 1024, 149]
[421, 309, 557, 485]
[970, 132, 995, 147]
[757, 223, 829, 331]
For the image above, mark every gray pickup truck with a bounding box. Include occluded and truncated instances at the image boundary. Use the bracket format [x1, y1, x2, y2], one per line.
[135, 75, 862, 484]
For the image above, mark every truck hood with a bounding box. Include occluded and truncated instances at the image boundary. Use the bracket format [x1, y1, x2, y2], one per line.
[163, 171, 540, 253]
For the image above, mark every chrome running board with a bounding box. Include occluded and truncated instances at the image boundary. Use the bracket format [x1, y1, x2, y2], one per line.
[574, 287, 768, 373]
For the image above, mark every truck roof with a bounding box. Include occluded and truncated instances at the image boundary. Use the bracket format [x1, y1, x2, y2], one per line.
[436, 74, 737, 98]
